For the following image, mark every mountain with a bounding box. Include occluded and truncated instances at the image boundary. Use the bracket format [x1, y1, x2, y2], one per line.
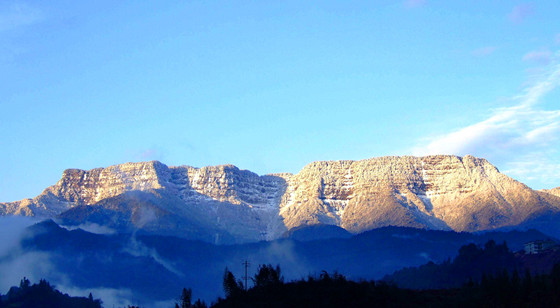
[543, 187, 560, 198]
[283, 224, 352, 241]
[14, 220, 555, 305]
[2, 155, 560, 243]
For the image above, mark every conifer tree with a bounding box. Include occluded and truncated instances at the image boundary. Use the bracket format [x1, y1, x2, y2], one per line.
[223, 267, 243, 298]
[180, 288, 192, 308]
[252, 264, 283, 288]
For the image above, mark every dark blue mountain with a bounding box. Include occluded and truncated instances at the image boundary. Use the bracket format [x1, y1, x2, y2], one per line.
[14, 220, 555, 304]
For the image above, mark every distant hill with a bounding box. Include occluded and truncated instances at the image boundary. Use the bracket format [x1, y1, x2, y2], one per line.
[12, 220, 556, 304]
[283, 224, 352, 241]
[384, 239, 560, 289]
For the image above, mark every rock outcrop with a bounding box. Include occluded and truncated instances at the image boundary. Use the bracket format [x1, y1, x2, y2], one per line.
[278, 155, 560, 234]
[2, 155, 559, 243]
[543, 187, 560, 198]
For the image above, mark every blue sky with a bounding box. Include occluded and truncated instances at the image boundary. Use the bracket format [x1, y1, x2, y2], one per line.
[1, 0, 559, 202]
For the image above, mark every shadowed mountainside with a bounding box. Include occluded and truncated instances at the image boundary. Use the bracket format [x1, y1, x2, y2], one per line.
[10, 220, 555, 304]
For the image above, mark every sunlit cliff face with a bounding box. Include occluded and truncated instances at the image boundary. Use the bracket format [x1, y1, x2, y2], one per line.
[1, 155, 560, 243]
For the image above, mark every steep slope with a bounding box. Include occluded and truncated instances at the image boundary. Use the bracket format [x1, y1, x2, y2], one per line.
[1, 155, 559, 242]
[0, 161, 288, 243]
[543, 187, 560, 198]
[278, 155, 559, 233]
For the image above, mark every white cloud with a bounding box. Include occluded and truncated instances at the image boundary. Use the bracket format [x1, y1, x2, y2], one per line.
[412, 52, 560, 189]
[413, 105, 560, 156]
[0, 216, 39, 255]
[123, 235, 183, 277]
[59, 222, 117, 235]
[0, 217, 54, 293]
[0, 251, 54, 291]
[503, 152, 560, 188]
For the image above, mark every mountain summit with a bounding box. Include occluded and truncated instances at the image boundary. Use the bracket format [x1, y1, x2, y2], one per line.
[2, 155, 560, 243]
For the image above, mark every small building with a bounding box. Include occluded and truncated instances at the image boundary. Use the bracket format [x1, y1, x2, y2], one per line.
[524, 240, 557, 254]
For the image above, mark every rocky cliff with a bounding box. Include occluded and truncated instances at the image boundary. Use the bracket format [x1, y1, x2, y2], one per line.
[2, 155, 559, 243]
[278, 155, 560, 234]
[543, 187, 560, 198]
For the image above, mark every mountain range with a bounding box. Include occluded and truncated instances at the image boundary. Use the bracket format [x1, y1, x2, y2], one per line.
[2, 155, 560, 243]
[14, 220, 554, 305]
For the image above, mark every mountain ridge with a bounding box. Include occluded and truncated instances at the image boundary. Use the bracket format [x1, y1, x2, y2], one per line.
[2, 155, 560, 243]
[17, 219, 556, 304]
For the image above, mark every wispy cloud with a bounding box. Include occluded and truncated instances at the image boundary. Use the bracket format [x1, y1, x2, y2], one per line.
[503, 152, 560, 188]
[523, 50, 553, 65]
[0, 217, 51, 292]
[0, 2, 44, 33]
[123, 235, 183, 277]
[60, 222, 117, 235]
[413, 104, 560, 156]
[508, 3, 534, 24]
[403, 0, 426, 9]
[412, 52, 560, 189]
[555, 34, 560, 45]
[472, 46, 497, 57]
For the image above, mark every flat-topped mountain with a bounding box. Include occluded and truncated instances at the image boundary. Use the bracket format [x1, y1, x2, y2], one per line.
[2, 155, 560, 243]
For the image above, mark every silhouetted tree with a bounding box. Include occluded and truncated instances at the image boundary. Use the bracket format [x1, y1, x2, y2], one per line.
[192, 298, 207, 308]
[552, 263, 560, 291]
[223, 267, 243, 297]
[2, 277, 101, 308]
[212, 264, 560, 308]
[179, 288, 192, 308]
[523, 268, 533, 294]
[19, 277, 30, 289]
[252, 264, 283, 288]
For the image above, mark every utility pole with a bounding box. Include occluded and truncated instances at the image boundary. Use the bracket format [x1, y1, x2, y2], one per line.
[242, 260, 250, 291]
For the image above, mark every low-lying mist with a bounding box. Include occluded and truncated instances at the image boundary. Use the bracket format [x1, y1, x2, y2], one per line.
[0, 218, 553, 307]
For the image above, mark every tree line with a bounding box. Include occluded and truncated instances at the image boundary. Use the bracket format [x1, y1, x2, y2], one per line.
[0, 277, 101, 308]
[210, 262, 560, 307]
